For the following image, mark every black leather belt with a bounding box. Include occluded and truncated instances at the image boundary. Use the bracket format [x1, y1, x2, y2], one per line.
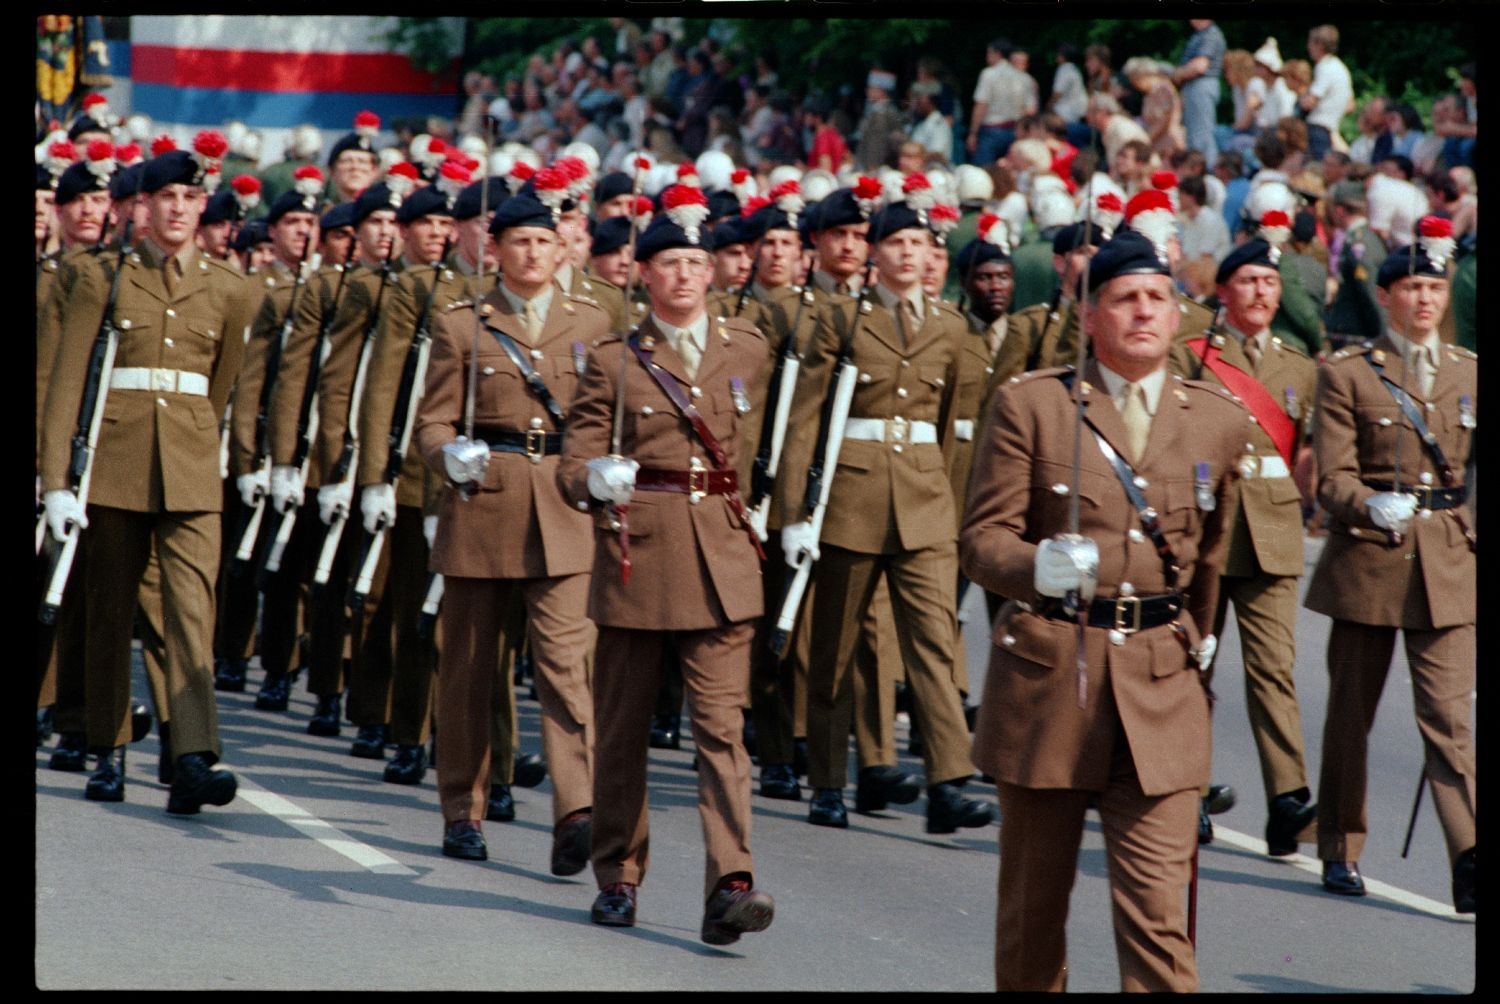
[636, 467, 739, 495]
[1037, 591, 1183, 633]
[474, 427, 563, 457]
[1361, 480, 1468, 510]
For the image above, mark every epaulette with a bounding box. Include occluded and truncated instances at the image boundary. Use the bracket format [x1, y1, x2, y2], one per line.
[1325, 341, 1374, 365]
[442, 298, 473, 313]
[1005, 365, 1070, 388]
[1180, 376, 1252, 413]
[714, 314, 766, 341]
[1267, 335, 1310, 360]
[564, 291, 610, 317]
[204, 255, 242, 279]
[1447, 345, 1478, 362]
[568, 291, 601, 308]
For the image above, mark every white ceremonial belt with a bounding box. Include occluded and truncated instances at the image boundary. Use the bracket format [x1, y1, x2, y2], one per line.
[843, 417, 938, 444]
[1244, 454, 1291, 479]
[110, 367, 210, 396]
[953, 419, 976, 442]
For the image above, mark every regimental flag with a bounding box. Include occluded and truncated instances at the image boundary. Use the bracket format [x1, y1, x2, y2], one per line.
[37, 16, 112, 125]
[127, 16, 462, 160]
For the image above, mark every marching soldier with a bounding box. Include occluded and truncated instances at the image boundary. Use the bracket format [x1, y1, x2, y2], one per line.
[558, 186, 777, 945]
[776, 183, 994, 834]
[1169, 222, 1319, 856]
[415, 187, 607, 869]
[1303, 219, 1476, 913]
[1323, 180, 1388, 350]
[961, 229, 1253, 991]
[41, 142, 255, 813]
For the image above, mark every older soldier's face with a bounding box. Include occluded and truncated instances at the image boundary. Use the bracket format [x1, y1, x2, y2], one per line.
[1217, 263, 1281, 336]
[641, 248, 714, 315]
[1088, 273, 1177, 378]
[497, 226, 560, 291]
[148, 183, 207, 252]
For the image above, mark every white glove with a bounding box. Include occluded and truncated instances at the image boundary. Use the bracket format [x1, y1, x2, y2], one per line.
[317, 481, 353, 525]
[1192, 633, 1218, 672]
[423, 515, 438, 550]
[781, 520, 820, 566]
[1034, 534, 1099, 600]
[360, 483, 397, 534]
[237, 469, 269, 509]
[1367, 491, 1418, 534]
[749, 503, 769, 543]
[442, 436, 490, 485]
[219, 434, 230, 481]
[269, 464, 304, 514]
[585, 455, 639, 505]
[43, 489, 87, 542]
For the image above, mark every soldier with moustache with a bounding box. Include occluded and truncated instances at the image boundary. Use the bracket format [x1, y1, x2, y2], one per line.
[41, 145, 256, 813]
[962, 229, 1255, 991]
[415, 187, 608, 869]
[558, 188, 777, 945]
[1169, 226, 1320, 856]
[776, 187, 995, 835]
[219, 175, 324, 703]
[1303, 220, 1476, 913]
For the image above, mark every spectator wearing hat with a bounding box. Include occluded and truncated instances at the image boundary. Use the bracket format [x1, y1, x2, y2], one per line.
[855, 68, 908, 172]
[1299, 25, 1354, 161]
[1172, 19, 1226, 168]
[962, 227, 1253, 991]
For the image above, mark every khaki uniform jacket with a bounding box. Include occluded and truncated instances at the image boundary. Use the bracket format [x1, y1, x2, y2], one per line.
[356, 259, 487, 509]
[1303, 337, 1477, 628]
[710, 286, 775, 337]
[961, 362, 1253, 795]
[949, 313, 1017, 529]
[776, 291, 964, 555]
[37, 245, 100, 464]
[418, 284, 609, 580]
[227, 264, 301, 478]
[558, 313, 769, 630]
[41, 242, 254, 512]
[746, 283, 821, 532]
[1169, 329, 1317, 578]
[566, 267, 627, 332]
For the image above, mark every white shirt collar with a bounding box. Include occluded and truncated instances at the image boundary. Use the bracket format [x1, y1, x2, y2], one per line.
[1096, 362, 1167, 416]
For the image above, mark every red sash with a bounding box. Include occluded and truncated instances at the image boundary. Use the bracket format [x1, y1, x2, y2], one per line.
[1185, 338, 1297, 466]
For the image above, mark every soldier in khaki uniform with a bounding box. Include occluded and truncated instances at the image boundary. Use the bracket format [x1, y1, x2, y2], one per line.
[962, 229, 1254, 991]
[776, 191, 994, 834]
[556, 200, 628, 330]
[41, 147, 255, 813]
[1170, 234, 1320, 855]
[416, 188, 607, 870]
[1323, 180, 1388, 350]
[1303, 225, 1476, 912]
[558, 192, 776, 945]
[1005, 222, 1095, 379]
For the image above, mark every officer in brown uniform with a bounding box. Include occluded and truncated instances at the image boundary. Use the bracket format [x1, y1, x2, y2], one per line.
[1303, 221, 1476, 913]
[1169, 233, 1320, 856]
[416, 188, 607, 869]
[776, 187, 994, 834]
[41, 145, 255, 813]
[962, 229, 1253, 991]
[558, 187, 776, 946]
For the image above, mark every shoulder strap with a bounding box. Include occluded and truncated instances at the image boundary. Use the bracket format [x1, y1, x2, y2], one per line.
[1082, 415, 1182, 590]
[627, 335, 728, 468]
[1365, 353, 1458, 485]
[1187, 337, 1297, 466]
[486, 324, 568, 428]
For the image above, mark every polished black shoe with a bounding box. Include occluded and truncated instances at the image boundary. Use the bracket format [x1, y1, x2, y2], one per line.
[808, 787, 849, 828]
[383, 744, 428, 785]
[486, 783, 515, 822]
[926, 781, 996, 834]
[591, 882, 637, 927]
[1198, 802, 1214, 845]
[349, 724, 389, 759]
[1204, 783, 1237, 815]
[648, 713, 681, 750]
[702, 876, 775, 946]
[513, 752, 547, 789]
[792, 738, 808, 778]
[855, 765, 921, 813]
[254, 671, 291, 711]
[442, 820, 487, 861]
[166, 754, 238, 815]
[214, 658, 248, 693]
[84, 746, 126, 802]
[758, 763, 802, 801]
[551, 810, 593, 876]
[36, 706, 54, 748]
[1265, 791, 1317, 857]
[1453, 847, 1476, 914]
[49, 733, 88, 772]
[157, 721, 174, 785]
[1322, 860, 1366, 896]
[130, 702, 153, 743]
[307, 694, 342, 737]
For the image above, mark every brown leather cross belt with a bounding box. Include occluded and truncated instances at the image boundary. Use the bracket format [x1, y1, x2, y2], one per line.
[1361, 480, 1468, 510]
[1037, 591, 1183, 633]
[636, 467, 739, 495]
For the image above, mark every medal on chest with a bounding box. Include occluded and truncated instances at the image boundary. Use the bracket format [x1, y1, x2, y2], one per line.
[1194, 461, 1216, 511]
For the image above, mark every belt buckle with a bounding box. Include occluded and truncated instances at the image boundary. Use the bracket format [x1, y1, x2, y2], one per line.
[524, 429, 547, 463]
[151, 368, 174, 392]
[1409, 484, 1433, 510]
[688, 461, 708, 499]
[889, 416, 908, 442]
[1112, 595, 1142, 634]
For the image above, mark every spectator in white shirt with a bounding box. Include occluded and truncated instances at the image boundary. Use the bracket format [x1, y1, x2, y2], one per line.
[1048, 43, 1090, 136]
[909, 85, 952, 162]
[1175, 173, 1232, 298]
[1365, 168, 1429, 247]
[1299, 24, 1353, 160]
[1346, 97, 1388, 165]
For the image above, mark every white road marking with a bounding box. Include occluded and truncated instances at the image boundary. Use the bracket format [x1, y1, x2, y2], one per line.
[238, 783, 417, 876]
[1207, 824, 1472, 922]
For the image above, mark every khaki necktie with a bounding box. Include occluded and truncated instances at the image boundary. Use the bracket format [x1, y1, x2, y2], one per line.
[675, 328, 700, 378]
[1242, 334, 1263, 373]
[987, 317, 1007, 359]
[1121, 382, 1150, 464]
[1414, 344, 1436, 398]
[163, 257, 180, 298]
[523, 300, 543, 343]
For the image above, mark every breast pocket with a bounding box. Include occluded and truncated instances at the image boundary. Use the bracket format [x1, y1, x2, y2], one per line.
[1354, 403, 1403, 457]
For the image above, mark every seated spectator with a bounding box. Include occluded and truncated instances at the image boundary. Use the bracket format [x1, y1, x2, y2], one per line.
[1176, 173, 1232, 297]
[1346, 96, 1389, 165]
[1122, 56, 1186, 161]
[1171, 147, 1225, 214]
[1384, 102, 1426, 160]
[1214, 149, 1251, 230]
[1087, 92, 1150, 169]
[1110, 137, 1152, 196]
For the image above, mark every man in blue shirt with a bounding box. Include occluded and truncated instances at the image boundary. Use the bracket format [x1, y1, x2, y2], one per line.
[1214, 151, 1250, 235]
[1172, 20, 1227, 170]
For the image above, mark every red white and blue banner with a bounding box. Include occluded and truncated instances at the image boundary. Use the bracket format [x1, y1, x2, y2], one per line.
[126, 16, 463, 162]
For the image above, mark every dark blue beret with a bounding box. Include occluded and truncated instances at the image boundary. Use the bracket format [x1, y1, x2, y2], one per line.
[706, 189, 741, 225]
[319, 202, 357, 232]
[395, 184, 454, 224]
[590, 216, 632, 257]
[231, 218, 270, 252]
[592, 171, 633, 207]
[710, 215, 750, 251]
[489, 192, 556, 235]
[452, 177, 507, 221]
[635, 213, 704, 262]
[328, 130, 375, 167]
[67, 115, 105, 141]
[866, 202, 924, 243]
[953, 238, 1011, 275]
[109, 163, 145, 201]
[141, 150, 205, 193]
[199, 190, 238, 225]
[1085, 229, 1170, 294]
[1214, 238, 1277, 285]
[352, 182, 400, 224]
[266, 187, 320, 225]
[1377, 243, 1449, 288]
[55, 160, 111, 205]
[812, 189, 865, 232]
